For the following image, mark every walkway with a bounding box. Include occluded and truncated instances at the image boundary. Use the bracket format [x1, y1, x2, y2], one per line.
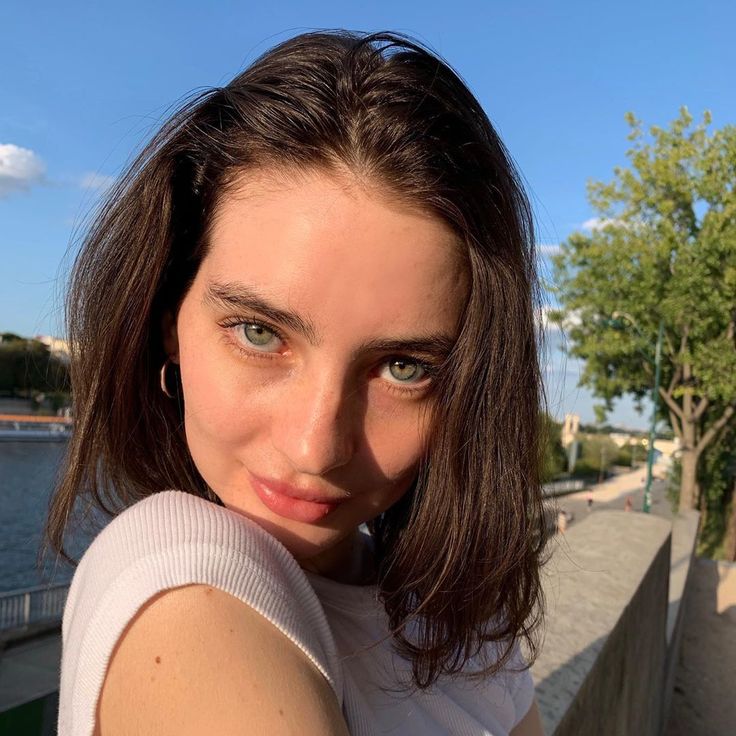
[664, 559, 736, 736]
[552, 469, 736, 735]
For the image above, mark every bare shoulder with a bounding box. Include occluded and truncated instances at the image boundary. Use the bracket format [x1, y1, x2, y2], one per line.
[510, 697, 545, 736]
[96, 584, 349, 736]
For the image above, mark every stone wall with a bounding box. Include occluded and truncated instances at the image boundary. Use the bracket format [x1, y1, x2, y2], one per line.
[661, 509, 701, 730]
[530, 510, 698, 735]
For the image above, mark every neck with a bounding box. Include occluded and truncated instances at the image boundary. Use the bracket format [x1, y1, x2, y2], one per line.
[299, 530, 377, 585]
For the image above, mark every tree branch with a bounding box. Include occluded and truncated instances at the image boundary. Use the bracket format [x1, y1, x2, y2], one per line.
[660, 387, 684, 421]
[667, 365, 682, 398]
[693, 396, 710, 423]
[669, 409, 683, 441]
[679, 325, 689, 361]
[696, 403, 736, 456]
[663, 330, 676, 361]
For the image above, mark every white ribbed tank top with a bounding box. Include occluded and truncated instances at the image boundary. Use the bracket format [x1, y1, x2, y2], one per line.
[58, 490, 533, 735]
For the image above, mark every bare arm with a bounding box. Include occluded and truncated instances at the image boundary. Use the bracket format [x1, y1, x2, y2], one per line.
[95, 584, 349, 735]
[510, 697, 544, 736]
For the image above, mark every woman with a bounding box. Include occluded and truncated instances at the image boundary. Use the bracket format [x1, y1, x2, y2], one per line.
[43, 30, 548, 735]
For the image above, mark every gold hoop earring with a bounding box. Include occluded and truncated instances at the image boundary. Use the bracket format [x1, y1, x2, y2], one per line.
[160, 358, 178, 398]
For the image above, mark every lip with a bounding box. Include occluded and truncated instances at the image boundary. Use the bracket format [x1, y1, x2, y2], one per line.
[249, 472, 345, 523]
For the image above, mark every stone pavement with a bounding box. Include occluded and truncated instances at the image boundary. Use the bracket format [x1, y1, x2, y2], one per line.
[531, 510, 672, 735]
[547, 467, 674, 527]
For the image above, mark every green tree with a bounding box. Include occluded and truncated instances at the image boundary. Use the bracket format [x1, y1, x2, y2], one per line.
[578, 434, 618, 476]
[552, 108, 736, 513]
[695, 409, 736, 560]
[614, 441, 644, 468]
[540, 413, 567, 482]
[0, 338, 70, 397]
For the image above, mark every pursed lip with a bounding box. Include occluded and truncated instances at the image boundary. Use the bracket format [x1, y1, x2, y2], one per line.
[248, 472, 347, 505]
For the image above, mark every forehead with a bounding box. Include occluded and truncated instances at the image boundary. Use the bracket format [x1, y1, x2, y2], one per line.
[200, 169, 468, 337]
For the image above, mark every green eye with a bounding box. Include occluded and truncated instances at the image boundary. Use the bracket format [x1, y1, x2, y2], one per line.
[241, 323, 281, 350]
[244, 324, 273, 345]
[386, 359, 425, 382]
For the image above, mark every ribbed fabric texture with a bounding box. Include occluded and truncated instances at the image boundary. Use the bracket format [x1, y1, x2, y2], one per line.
[58, 490, 339, 736]
[58, 490, 534, 735]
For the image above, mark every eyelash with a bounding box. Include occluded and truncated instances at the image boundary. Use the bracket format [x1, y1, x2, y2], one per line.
[219, 315, 438, 396]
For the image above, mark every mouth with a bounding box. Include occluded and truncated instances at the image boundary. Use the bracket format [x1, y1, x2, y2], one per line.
[248, 472, 346, 523]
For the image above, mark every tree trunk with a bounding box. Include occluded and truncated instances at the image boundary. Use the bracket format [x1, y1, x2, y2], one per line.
[679, 446, 699, 512]
[724, 482, 736, 563]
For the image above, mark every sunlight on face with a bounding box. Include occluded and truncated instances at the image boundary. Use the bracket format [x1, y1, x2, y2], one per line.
[165, 168, 468, 579]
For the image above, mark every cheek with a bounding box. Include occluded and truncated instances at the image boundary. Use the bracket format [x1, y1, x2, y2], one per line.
[363, 400, 432, 482]
[178, 331, 271, 448]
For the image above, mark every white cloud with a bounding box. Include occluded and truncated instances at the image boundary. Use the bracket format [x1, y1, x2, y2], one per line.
[80, 172, 116, 191]
[581, 217, 621, 231]
[537, 243, 561, 256]
[0, 143, 45, 197]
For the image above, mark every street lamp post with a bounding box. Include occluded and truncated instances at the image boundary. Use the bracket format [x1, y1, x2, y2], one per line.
[611, 313, 664, 514]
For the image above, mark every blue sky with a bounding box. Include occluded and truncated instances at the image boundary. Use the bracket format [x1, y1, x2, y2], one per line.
[1, 0, 733, 428]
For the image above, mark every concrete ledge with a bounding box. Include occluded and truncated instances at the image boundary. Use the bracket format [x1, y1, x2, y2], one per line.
[666, 510, 701, 644]
[662, 509, 700, 730]
[0, 632, 61, 713]
[0, 621, 61, 653]
[531, 511, 672, 736]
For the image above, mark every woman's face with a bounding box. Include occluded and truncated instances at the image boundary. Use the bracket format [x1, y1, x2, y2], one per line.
[164, 168, 468, 578]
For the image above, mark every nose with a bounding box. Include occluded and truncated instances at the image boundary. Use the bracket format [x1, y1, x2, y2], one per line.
[271, 366, 358, 477]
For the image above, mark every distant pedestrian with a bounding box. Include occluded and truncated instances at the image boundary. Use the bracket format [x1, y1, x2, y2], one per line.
[557, 510, 568, 534]
[587, 490, 593, 511]
[624, 497, 633, 512]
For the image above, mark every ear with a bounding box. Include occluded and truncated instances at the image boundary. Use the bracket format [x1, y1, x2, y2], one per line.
[161, 310, 180, 364]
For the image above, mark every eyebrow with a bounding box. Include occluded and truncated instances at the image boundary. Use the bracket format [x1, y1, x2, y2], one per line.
[203, 280, 456, 360]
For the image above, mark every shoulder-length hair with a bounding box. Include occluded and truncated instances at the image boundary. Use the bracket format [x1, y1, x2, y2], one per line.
[42, 30, 548, 690]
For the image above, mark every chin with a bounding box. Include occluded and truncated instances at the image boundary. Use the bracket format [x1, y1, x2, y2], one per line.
[223, 498, 352, 561]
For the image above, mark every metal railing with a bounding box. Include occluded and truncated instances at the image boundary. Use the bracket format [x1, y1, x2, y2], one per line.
[0, 583, 70, 631]
[543, 478, 586, 497]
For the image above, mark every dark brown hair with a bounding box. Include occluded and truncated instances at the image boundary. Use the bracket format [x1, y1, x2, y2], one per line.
[41, 30, 548, 690]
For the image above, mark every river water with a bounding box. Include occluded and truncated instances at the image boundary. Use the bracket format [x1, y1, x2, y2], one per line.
[0, 440, 97, 593]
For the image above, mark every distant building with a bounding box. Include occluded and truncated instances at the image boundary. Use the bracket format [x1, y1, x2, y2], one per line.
[609, 432, 646, 448]
[35, 335, 70, 364]
[645, 437, 680, 458]
[561, 413, 580, 448]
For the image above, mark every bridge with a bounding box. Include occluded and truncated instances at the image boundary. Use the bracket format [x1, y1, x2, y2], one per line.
[0, 414, 72, 441]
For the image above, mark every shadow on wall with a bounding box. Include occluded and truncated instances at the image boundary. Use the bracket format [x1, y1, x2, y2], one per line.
[664, 558, 736, 736]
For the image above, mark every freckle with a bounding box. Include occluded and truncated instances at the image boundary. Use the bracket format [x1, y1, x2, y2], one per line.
[278, 709, 284, 716]
[155, 656, 161, 664]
